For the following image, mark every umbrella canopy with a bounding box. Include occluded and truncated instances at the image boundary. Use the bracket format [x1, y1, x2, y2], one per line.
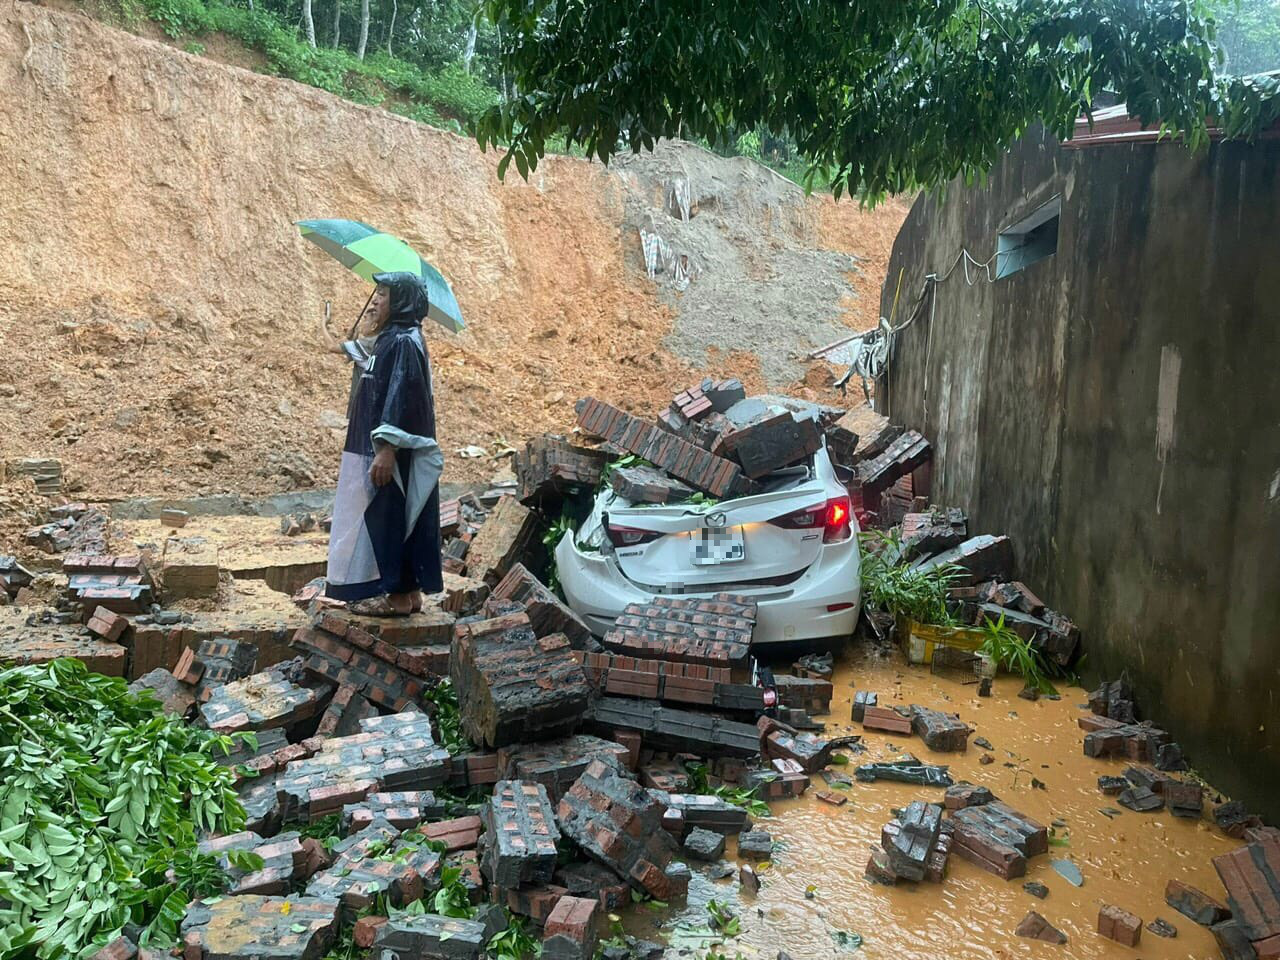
[297, 218, 465, 333]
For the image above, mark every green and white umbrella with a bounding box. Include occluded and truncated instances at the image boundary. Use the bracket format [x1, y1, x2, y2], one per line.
[297, 218, 465, 333]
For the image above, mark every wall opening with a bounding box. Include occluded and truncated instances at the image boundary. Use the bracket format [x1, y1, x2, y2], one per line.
[996, 197, 1060, 278]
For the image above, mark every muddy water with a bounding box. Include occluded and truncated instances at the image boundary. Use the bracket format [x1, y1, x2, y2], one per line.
[625, 643, 1239, 959]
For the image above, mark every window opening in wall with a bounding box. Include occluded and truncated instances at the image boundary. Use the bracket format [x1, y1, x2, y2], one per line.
[996, 196, 1060, 279]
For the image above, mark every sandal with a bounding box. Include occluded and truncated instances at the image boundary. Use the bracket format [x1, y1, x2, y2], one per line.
[349, 595, 414, 617]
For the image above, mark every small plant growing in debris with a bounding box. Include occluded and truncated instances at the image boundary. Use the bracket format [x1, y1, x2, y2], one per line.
[858, 530, 963, 625]
[421, 677, 473, 755]
[682, 762, 771, 817]
[487, 911, 541, 960]
[705, 900, 741, 937]
[978, 613, 1058, 695]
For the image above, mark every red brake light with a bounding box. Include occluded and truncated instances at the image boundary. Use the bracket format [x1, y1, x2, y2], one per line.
[823, 495, 852, 543]
[606, 524, 662, 548]
[770, 496, 853, 543]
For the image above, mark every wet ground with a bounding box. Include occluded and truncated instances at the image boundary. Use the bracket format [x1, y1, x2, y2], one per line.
[626, 642, 1239, 959]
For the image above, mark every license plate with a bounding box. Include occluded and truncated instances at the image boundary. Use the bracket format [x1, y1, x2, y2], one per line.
[691, 526, 745, 565]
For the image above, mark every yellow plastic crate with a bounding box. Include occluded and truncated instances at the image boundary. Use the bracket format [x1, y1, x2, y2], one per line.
[897, 615, 987, 665]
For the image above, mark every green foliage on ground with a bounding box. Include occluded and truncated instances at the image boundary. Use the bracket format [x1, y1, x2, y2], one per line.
[477, 0, 1280, 201]
[858, 530, 963, 626]
[0, 659, 245, 959]
[682, 762, 770, 818]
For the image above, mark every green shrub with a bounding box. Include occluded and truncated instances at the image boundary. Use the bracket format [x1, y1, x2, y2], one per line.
[0, 659, 245, 957]
[142, 0, 212, 37]
[858, 529, 963, 625]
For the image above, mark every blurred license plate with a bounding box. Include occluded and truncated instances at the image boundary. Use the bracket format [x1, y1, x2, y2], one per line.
[691, 526, 745, 565]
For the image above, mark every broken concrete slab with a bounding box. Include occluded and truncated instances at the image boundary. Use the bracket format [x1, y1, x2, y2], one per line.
[180, 895, 339, 960]
[372, 913, 489, 960]
[198, 664, 331, 733]
[683, 827, 727, 862]
[465, 495, 539, 586]
[129, 667, 195, 716]
[912, 534, 1014, 586]
[450, 613, 591, 748]
[736, 830, 773, 861]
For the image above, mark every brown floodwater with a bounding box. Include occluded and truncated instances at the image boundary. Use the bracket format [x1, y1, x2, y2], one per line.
[624, 642, 1240, 959]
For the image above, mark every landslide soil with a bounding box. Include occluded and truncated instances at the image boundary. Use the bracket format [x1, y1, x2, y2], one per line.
[0, 0, 908, 503]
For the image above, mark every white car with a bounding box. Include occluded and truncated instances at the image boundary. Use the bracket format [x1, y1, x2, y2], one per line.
[555, 442, 861, 645]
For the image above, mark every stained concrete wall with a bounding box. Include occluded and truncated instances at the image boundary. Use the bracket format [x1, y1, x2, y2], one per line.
[881, 128, 1280, 818]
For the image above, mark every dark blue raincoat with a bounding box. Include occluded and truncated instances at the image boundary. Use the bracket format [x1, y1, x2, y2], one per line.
[326, 272, 445, 601]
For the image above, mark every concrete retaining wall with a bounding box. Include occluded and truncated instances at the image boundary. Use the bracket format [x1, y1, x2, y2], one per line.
[881, 128, 1280, 818]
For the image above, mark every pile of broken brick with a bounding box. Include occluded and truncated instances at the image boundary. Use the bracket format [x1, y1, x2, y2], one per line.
[873, 507, 1083, 677]
[79, 534, 874, 960]
[1080, 678, 1280, 958]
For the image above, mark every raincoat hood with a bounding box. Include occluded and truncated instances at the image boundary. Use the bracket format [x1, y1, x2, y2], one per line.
[374, 271, 431, 327]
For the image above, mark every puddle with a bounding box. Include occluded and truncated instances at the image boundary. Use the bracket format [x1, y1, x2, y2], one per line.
[623, 643, 1238, 959]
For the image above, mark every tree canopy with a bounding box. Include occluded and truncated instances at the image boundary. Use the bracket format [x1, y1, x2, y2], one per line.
[475, 0, 1280, 199]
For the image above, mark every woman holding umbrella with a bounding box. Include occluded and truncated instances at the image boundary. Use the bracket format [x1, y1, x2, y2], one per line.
[325, 271, 445, 614]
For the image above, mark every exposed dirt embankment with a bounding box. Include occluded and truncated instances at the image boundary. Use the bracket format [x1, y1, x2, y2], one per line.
[0, 0, 907, 501]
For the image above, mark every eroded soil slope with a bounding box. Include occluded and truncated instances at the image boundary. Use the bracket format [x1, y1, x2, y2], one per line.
[0, 0, 907, 499]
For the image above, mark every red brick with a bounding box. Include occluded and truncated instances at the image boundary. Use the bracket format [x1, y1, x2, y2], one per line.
[1098, 904, 1142, 946]
[353, 916, 388, 949]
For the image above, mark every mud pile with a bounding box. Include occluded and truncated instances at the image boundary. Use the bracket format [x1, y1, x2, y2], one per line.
[0, 0, 905, 501]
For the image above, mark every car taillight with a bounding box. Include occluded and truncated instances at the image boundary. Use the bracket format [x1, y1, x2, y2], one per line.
[824, 496, 852, 544]
[770, 496, 852, 544]
[606, 524, 662, 548]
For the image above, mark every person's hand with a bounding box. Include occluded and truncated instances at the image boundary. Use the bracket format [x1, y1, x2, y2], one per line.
[369, 446, 397, 487]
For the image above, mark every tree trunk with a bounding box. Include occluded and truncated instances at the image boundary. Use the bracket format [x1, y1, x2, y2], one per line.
[330, 0, 339, 49]
[356, 0, 369, 60]
[302, 0, 316, 47]
[463, 20, 477, 73]
[247, 0, 254, 11]
[385, 0, 396, 56]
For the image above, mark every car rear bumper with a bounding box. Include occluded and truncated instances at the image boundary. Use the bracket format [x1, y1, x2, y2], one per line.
[555, 533, 861, 645]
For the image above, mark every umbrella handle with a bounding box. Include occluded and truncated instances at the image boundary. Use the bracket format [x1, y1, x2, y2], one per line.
[349, 287, 375, 341]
